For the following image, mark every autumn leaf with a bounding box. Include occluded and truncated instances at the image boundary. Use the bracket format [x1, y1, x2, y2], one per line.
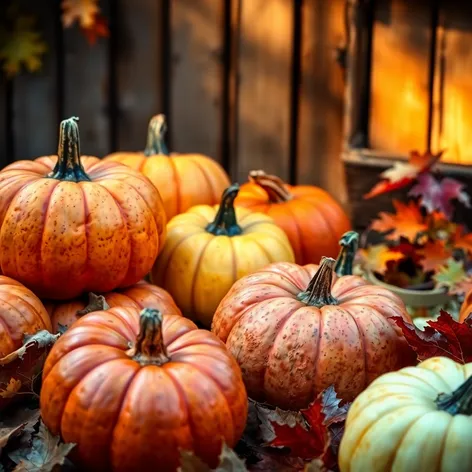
[0, 16, 47, 77]
[80, 13, 109, 45]
[0, 378, 22, 399]
[416, 240, 452, 273]
[393, 310, 472, 364]
[358, 245, 406, 275]
[409, 174, 471, 219]
[61, 0, 100, 28]
[370, 200, 427, 242]
[178, 444, 248, 472]
[453, 226, 472, 255]
[8, 421, 75, 472]
[364, 150, 443, 199]
[433, 258, 468, 291]
[0, 408, 40, 454]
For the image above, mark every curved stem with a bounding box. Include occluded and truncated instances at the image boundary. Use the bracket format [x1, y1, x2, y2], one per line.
[249, 170, 293, 203]
[144, 114, 169, 156]
[76, 293, 110, 316]
[335, 231, 359, 277]
[129, 308, 170, 366]
[49, 117, 91, 182]
[436, 375, 472, 415]
[206, 184, 243, 236]
[298, 257, 338, 307]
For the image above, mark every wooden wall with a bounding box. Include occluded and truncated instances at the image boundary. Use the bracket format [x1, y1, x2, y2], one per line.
[0, 0, 349, 206]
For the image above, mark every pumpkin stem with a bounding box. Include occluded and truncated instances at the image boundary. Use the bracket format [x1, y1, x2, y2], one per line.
[49, 117, 91, 182]
[76, 293, 110, 316]
[206, 184, 243, 236]
[249, 170, 293, 203]
[129, 308, 170, 366]
[144, 114, 170, 156]
[298, 257, 338, 307]
[334, 231, 359, 277]
[436, 375, 472, 415]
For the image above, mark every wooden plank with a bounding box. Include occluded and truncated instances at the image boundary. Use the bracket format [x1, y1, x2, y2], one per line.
[369, 0, 432, 154]
[12, 0, 58, 160]
[169, 0, 225, 162]
[115, 0, 165, 152]
[63, 0, 110, 157]
[0, 77, 7, 167]
[431, 3, 472, 164]
[297, 0, 347, 206]
[235, 0, 294, 182]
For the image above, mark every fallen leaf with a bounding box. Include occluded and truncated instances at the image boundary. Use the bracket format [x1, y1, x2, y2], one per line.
[0, 378, 22, 399]
[179, 451, 211, 472]
[76, 292, 110, 316]
[392, 310, 472, 363]
[0, 408, 40, 454]
[61, 0, 99, 28]
[178, 444, 248, 472]
[453, 226, 472, 255]
[417, 240, 452, 273]
[448, 277, 472, 297]
[9, 421, 75, 472]
[370, 200, 428, 243]
[433, 258, 468, 290]
[80, 13, 109, 45]
[358, 245, 406, 275]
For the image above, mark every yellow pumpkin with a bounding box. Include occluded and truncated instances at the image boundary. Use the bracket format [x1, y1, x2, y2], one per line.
[151, 184, 294, 327]
[339, 356, 472, 472]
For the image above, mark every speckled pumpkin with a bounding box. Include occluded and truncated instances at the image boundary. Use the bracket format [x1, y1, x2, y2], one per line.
[105, 114, 230, 220]
[212, 256, 414, 410]
[151, 183, 294, 328]
[0, 118, 167, 299]
[339, 356, 472, 472]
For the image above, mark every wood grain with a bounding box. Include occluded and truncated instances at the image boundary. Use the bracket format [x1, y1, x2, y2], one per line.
[0, 77, 7, 167]
[369, 0, 432, 153]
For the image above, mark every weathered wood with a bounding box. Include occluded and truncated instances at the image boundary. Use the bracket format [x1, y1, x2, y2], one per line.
[369, 0, 432, 153]
[297, 0, 347, 206]
[235, 0, 294, 183]
[12, 0, 58, 160]
[115, 0, 165, 152]
[63, 0, 110, 157]
[0, 77, 7, 167]
[169, 0, 225, 162]
[431, 3, 472, 164]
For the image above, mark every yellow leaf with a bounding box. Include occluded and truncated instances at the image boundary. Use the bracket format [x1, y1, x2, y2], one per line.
[61, 0, 100, 28]
[0, 378, 22, 399]
[358, 245, 406, 275]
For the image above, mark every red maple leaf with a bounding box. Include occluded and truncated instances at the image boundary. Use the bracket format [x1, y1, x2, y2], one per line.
[80, 13, 109, 45]
[417, 240, 452, 273]
[364, 150, 444, 199]
[393, 310, 472, 364]
[408, 174, 470, 219]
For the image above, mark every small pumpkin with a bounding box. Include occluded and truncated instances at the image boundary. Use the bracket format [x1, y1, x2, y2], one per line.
[0, 117, 167, 299]
[105, 114, 230, 220]
[45, 280, 182, 333]
[339, 356, 472, 472]
[235, 170, 352, 264]
[459, 289, 472, 322]
[212, 255, 414, 410]
[40, 307, 248, 472]
[151, 183, 294, 327]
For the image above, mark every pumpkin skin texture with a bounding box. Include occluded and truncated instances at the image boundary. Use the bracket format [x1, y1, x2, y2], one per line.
[0, 118, 167, 300]
[45, 280, 182, 333]
[212, 256, 414, 410]
[235, 170, 352, 264]
[105, 114, 230, 220]
[152, 183, 294, 328]
[40, 307, 248, 472]
[339, 356, 472, 472]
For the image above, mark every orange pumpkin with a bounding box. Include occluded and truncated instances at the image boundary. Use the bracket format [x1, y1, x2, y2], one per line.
[45, 280, 182, 333]
[40, 307, 248, 472]
[235, 170, 352, 264]
[212, 256, 414, 410]
[460, 290, 472, 322]
[0, 117, 166, 300]
[105, 114, 230, 220]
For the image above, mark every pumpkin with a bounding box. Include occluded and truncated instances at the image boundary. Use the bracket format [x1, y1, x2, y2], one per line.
[211, 256, 414, 410]
[151, 183, 294, 327]
[339, 356, 472, 472]
[45, 280, 182, 333]
[105, 114, 230, 220]
[235, 170, 352, 264]
[0, 117, 167, 300]
[459, 289, 472, 322]
[40, 307, 248, 472]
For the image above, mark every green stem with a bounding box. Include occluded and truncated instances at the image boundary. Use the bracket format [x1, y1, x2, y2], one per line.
[436, 375, 472, 415]
[144, 114, 169, 156]
[49, 117, 91, 182]
[248, 170, 293, 203]
[334, 231, 359, 277]
[206, 184, 243, 236]
[297, 257, 338, 307]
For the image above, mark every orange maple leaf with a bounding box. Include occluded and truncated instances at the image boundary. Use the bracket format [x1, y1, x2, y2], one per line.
[370, 200, 428, 242]
[417, 240, 452, 273]
[80, 13, 109, 45]
[358, 245, 406, 275]
[453, 226, 472, 255]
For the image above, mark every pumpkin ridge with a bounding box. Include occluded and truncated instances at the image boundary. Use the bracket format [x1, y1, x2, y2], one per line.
[306, 197, 344, 249]
[189, 157, 216, 202]
[344, 306, 368, 390]
[189, 237, 213, 316]
[78, 182, 90, 291]
[0, 311, 15, 353]
[167, 156, 182, 215]
[227, 236, 238, 287]
[243, 235, 273, 266]
[281, 201, 305, 263]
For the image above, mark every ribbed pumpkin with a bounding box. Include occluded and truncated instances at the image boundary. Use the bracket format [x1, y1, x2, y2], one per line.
[0, 118, 167, 300]
[45, 280, 182, 333]
[212, 256, 414, 410]
[339, 356, 472, 472]
[104, 114, 230, 220]
[151, 184, 294, 328]
[459, 289, 472, 322]
[235, 170, 352, 264]
[40, 307, 248, 472]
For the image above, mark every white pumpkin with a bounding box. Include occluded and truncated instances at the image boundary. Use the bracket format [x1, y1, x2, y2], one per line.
[339, 356, 472, 472]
